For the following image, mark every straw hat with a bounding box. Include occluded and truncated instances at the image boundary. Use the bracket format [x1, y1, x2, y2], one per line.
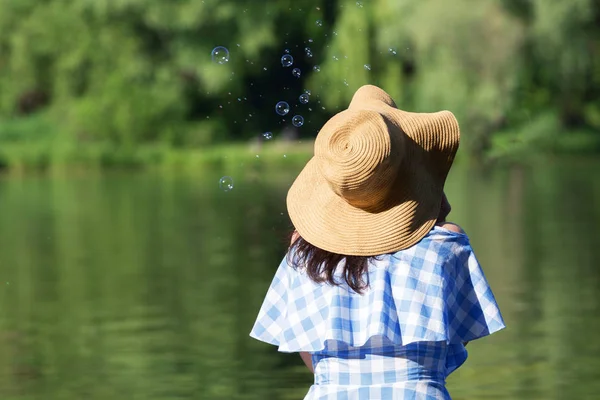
[286, 85, 460, 256]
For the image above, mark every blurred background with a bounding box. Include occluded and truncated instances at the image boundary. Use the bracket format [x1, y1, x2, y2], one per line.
[0, 0, 599, 399]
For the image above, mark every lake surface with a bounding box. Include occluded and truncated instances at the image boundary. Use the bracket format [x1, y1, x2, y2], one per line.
[0, 157, 599, 399]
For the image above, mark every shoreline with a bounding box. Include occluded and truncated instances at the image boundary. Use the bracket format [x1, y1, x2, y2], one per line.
[0, 132, 598, 175]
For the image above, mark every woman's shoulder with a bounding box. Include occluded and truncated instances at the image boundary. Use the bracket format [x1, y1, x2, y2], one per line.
[387, 223, 469, 267]
[388, 222, 470, 262]
[435, 222, 466, 235]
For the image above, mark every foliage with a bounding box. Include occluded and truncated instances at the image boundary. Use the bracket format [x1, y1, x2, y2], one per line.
[0, 0, 598, 168]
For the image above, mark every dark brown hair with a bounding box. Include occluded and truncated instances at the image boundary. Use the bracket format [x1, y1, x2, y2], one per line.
[286, 192, 449, 294]
[287, 233, 376, 294]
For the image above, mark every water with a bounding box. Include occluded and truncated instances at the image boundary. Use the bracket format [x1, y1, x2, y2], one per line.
[0, 157, 599, 399]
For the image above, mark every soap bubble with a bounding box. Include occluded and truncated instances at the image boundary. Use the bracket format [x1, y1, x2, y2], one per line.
[275, 101, 290, 116]
[292, 115, 304, 127]
[389, 48, 397, 55]
[219, 176, 234, 191]
[356, 1, 363, 7]
[304, 89, 312, 95]
[299, 93, 309, 104]
[364, 64, 371, 70]
[211, 46, 230, 64]
[313, 65, 321, 72]
[292, 68, 301, 78]
[305, 47, 313, 57]
[263, 132, 273, 140]
[316, 20, 323, 27]
[281, 54, 294, 67]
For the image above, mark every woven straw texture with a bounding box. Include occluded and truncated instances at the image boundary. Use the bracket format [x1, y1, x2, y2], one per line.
[287, 85, 460, 256]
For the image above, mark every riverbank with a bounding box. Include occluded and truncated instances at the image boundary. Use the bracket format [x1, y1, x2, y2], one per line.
[0, 114, 313, 174]
[488, 113, 600, 162]
[0, 113, 314, 174]
[0, 139, 315, 174]
[1, 113, 598, 174]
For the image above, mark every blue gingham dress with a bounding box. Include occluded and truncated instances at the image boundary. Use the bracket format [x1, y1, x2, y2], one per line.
[250, 226, 505, 399]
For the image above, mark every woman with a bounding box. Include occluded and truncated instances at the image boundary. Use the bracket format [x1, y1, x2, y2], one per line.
[250, 85, 505, 399]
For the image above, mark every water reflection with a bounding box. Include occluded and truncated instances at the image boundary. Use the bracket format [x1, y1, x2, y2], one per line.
[0, 159, 599, 399]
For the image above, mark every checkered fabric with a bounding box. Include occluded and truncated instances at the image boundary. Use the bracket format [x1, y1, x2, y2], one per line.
[305, 338, 462, 399]
[250, 226, 505, 398]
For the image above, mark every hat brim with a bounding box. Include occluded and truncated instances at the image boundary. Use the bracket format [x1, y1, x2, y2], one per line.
[287, 157, 441, 256]
[287, 85, 460, 256]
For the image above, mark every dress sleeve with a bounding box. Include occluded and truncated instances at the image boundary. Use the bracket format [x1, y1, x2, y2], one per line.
[248, 231, 506, 353]
[249, 257, 291, 346]
[443, 240, 506, 343]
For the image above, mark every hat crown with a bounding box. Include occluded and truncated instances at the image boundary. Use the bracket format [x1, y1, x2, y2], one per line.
[286, 84, 461, 256]
[315, 109, 403, 211]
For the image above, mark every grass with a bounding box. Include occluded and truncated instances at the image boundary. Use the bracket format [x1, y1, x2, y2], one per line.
[0, 140, 315, 175]
[0, 113, 314, 174]
[487, 112, 600, 163]
[1, 111, 599, 174]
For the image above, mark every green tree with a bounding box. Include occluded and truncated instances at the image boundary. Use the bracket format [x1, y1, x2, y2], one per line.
[0, 0, 598, 165]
